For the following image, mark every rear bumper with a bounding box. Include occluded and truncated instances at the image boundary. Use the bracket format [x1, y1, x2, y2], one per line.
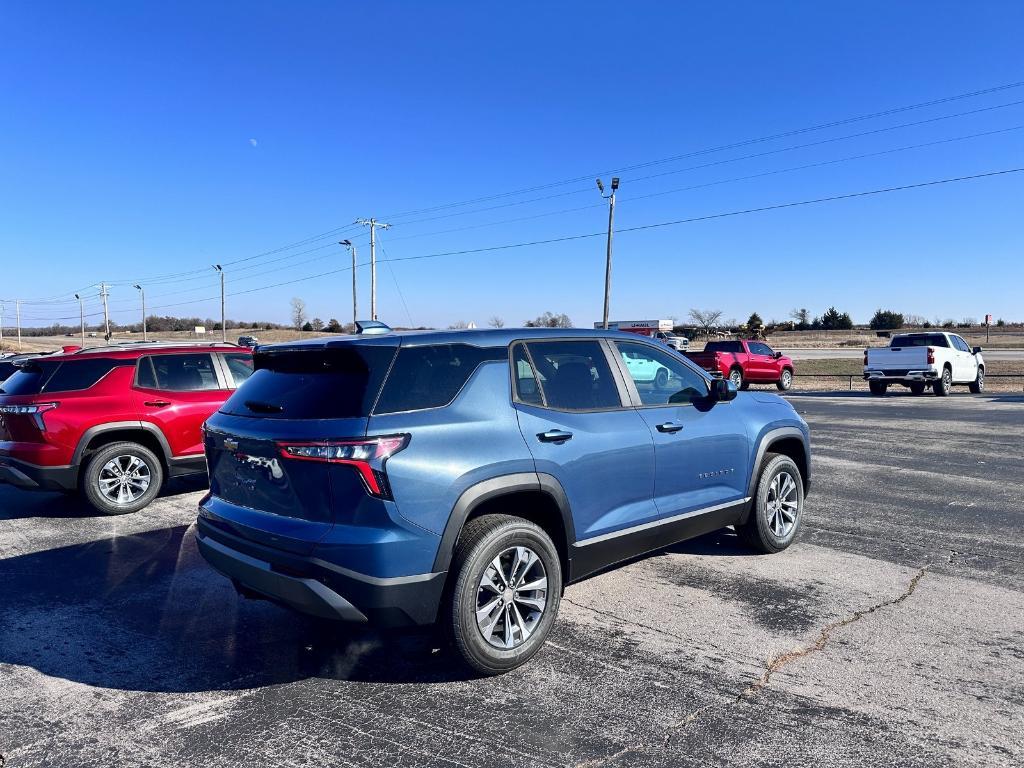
[863, 369, 938, 383]
[0, 456, 76, 491]
[195, 518, 447, 628]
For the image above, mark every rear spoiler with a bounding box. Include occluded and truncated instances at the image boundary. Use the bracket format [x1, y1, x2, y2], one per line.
[354, 320, 392, 336]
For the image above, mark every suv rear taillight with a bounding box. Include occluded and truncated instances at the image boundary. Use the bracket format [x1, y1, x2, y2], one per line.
[0, 402, 58, 431]
[927, 347, 935, 365]
[276, 435, 408, 499]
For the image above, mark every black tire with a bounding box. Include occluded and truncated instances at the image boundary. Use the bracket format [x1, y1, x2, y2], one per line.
[737, 453, 805, 554]
[933, 366, 952, 397]
[969, 366, 985, 394]
[654, 367, 669, 389]
[869, 381, 888, 396]
[446, 515, 562, 676]
[729, 367, 743, 390]
[776, 368, 793, 391]
[909, 382, 926, 396]
[81, 441, 164, 515]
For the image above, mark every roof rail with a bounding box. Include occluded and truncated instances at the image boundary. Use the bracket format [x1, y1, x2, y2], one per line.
[72, 340, 241, 353]
[354, 320, 392, 336]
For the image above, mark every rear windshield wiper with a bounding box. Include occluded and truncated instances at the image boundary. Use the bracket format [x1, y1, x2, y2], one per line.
[244, 400, 284, 414]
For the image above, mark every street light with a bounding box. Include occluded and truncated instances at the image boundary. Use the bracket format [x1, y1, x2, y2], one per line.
[133, 284, 147, 341]
[212, 265, 226, 342]
[596, 177, 620, 329]
[340, 240, 357, 327]
[74, 293, 85, 345]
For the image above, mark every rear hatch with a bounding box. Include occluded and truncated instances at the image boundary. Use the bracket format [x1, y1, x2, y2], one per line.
[867, 343, 932, 371]
[201, 339, 398, 555]
[0, 359, 62, 444]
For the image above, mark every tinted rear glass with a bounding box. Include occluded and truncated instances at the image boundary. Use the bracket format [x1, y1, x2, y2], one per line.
[891, 334, 949, 348]
[375, 344, 506, 414]
[0, 362, 17, 380]
[221, 344, 396, 419]
[704, 341, 743, 353]
[0, 361, 60, 395]
[43, 358, 125, 392]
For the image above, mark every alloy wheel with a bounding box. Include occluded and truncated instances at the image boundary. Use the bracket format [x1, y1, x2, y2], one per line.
[766, 470, 799, 538]
[476, 546, 548, 649]
[98, 455, 152, 505]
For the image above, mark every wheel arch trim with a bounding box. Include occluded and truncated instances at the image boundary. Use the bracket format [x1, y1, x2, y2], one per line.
[72, 421, 174, 468]
[431, 472, 576, 573]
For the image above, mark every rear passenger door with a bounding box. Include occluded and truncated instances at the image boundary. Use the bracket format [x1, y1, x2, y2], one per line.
[510, 339, 657, 542]
[132, 352, 228, 457]
[612, 340, 750, 517]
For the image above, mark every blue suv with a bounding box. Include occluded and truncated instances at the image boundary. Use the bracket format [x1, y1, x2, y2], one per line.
[196, 326, 810, 674]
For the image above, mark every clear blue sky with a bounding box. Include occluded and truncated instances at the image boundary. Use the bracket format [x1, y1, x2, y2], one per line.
[2, 1, 1023, 330]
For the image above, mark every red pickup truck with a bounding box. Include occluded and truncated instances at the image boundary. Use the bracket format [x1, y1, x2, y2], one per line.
[685, 339, 794, 391]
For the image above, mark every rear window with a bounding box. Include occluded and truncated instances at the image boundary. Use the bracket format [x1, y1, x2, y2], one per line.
[0, 361, 60, 395]
[0, 361, 17, 380]
[704, 341, 743, 353]
[0, 358, 125, 395]
[137, 353, 220, 391]
[374, 344, 506, 414]
[891, 334, 949, 348]
[221, 345, 396, 419]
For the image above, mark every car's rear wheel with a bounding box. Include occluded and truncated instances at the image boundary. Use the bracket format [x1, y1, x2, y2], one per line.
[869, 381, 888, 396]
[969, 366, 985, 394]
[82, 441, 164, 515]
[934, 367, 952, 396]
[729, 368, 743, 389]
[446, 515, 561, 676]
[776, 368, 793, 391]
[909, 382, 926, 396]
[737, 453, 804, 554]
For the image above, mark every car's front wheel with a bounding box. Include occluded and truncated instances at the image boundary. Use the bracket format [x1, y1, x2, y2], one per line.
[737, 453, 804, 554]
[81, 441, 164, 515]
[446, 515, 562, 675]
[969, 366, 985, 394]
[776, 368, 793, 391]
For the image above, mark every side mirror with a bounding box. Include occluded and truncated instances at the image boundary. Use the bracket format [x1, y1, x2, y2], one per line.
[773, 351, 783, 359]
[710, 377, 737, 403]
[973, 346, 982, 354]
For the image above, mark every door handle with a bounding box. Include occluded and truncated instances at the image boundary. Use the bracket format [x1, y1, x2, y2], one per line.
[537, 429, 573, 443]
[656, 421, 684, 433]
[144, 400, 171, 408]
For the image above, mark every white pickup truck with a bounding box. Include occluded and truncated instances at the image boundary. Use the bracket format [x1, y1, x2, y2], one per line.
[864, 332, 985, 396]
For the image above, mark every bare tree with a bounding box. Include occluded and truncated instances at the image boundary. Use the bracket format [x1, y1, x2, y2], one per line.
[290, 297, 307, 330]
[488, 316, 505, 328]
[688, 308, 723, 335]
[525, 312, 572, 328]
[448, 320, 470, 329]
[311, 317, 324, 332]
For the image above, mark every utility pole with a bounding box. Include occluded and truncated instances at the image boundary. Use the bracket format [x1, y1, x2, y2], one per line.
[133, 284, 147, 341]
[99, 283, 111, 341]
[16, 299, 22, 350]
[0, 301, 5, 352]
[356, 218, 390, 320]
[74, 293, 85, 345]
[340, 240, 358, 327]
[596, 177, 619, 329]
[212, 265, 226, 342]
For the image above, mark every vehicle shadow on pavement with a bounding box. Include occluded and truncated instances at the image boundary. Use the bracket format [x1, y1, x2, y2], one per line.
[0, 477, 208, 521]
[0, 524, 474, 693]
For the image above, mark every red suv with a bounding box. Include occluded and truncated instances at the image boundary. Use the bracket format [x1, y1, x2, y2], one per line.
[685, 339, 795, 391]
[0, 343, 253, 514]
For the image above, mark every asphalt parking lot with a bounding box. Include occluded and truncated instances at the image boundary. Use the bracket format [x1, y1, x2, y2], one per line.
[1, 393, 1022, 767]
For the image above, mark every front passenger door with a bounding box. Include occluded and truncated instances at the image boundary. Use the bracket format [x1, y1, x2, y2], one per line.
[510, 340, 657, 542]
[612, 340, 749, 517]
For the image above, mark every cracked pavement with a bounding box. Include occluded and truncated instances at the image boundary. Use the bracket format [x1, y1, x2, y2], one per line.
[1, 392, 1022, 767]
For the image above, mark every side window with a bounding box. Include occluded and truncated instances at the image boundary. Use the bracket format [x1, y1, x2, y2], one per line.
[138, 354, 220, 391]
[223, 353, 254, 388]
[748, 343, 774, 356]
[512, 343, 544, 406]
[374, 344, 505, 414]
[522, 340, 621, 411]
[616, 341, 708, 406]
[42, 358, 122, 393]
[953, 336, 969, 353]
